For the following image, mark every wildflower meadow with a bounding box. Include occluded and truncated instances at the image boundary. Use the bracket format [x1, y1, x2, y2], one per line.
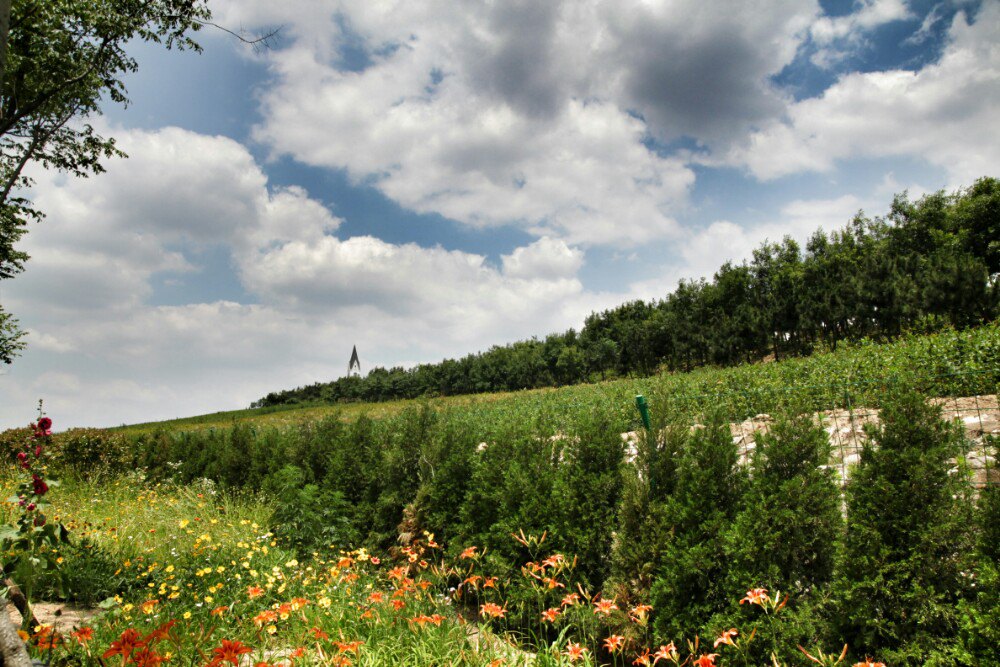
[1, 327, 999, 666]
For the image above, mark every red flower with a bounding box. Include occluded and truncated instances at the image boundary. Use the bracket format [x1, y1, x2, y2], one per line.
[71, 627, 94, 646]
[210, 639, 253, 666]
[37, 417, 52, 433]
[133, 647, 166, 667]
[103, 629, 146, 660]
[32, 474, 48, 496]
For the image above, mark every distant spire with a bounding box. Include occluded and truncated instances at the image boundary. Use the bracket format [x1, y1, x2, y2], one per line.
[348, 345, 361, 376]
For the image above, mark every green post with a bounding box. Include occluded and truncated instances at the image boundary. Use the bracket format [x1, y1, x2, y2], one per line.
[635, 394, 654, 494]
[635, 395, 651, 431]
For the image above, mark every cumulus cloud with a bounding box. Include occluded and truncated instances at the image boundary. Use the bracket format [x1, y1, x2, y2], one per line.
[721, 4, 1000, 185]
[208, 0, 828, 246]
[1, 125, 614, 428]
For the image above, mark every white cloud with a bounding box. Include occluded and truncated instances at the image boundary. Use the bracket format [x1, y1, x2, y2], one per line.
[501, 237, 583, 281]
[1, 125, 616, 428]
[723, 4, 1000, 185]
[810, 0, 913, 67]
[213, 0, 824, 246]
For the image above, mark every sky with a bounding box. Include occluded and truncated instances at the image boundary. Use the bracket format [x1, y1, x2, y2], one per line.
[1, 0, 998, 429]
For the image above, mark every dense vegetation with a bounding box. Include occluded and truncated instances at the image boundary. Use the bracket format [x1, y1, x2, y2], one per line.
[255, 177, 999, 408]
[6, 324, 999, 665]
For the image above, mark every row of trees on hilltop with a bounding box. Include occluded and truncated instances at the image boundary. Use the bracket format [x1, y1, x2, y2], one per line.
[255, 177, 999, 408]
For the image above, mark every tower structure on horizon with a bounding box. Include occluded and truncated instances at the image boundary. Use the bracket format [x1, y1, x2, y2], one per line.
[348, 345, 361, 377]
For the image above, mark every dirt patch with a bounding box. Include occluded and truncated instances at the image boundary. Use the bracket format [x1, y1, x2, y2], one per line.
[6, 602, 99, 633]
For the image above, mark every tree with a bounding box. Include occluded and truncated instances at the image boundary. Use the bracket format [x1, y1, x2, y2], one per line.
[835, 388, 977, 665]
[0, 1, 240, 363]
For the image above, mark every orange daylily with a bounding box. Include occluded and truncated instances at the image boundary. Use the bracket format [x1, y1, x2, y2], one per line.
[561, 592, 581, 607]
[714, 628, 738, 648]
[71, 627, 94, 646]
[632, 648, 653, 666]
[480, 602, 507, 619]
[740, 588, 770, 607]
[603, 635, 625, 653]
[692, 654, 718, 667]
[335, 640, 364, 654]
[132, 647, 166, 667]
[654, 643, 679, 663]
[541, 607, 561, 623]
[103, 629, 146, 660]
[564, 642, 589, 663]
[594, 597, 619, 616]
[210, 639, 253, 666]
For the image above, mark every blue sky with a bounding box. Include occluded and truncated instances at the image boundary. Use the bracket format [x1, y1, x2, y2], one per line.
[1, 0, 997, 428]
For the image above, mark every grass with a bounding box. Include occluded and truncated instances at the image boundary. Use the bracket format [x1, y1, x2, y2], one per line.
[110, 323, 1000, 438]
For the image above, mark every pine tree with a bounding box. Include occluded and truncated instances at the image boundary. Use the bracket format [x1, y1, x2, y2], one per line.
[650, 414, 747, 641]
[836, 388, 977, 665]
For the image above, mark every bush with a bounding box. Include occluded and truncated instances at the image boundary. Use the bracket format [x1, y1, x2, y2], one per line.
[835, 387, 977, 665]
[650, 412, 748, 641]
[267, 464, 360, 555]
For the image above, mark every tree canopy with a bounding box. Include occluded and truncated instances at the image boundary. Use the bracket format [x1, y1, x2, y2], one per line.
[257, 178, 1000, 408]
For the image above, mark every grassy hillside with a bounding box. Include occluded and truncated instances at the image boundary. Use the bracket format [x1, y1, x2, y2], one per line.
[116, 322, 1000, 437]
[4, 323, 1000, 666]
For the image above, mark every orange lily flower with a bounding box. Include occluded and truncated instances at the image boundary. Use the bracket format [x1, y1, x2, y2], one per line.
[561, 592, 581, 607]
[565, 642, 589, 663]
[594, 597, 619, 616]
[654, 643, 678, 663]
[480, 602, 507, 619]
[633, 648, 653, 666]
[71, 627, 94, 646]
[102, 629, 146, 660]
[209, 639, 253, 666]
[714, 628, 738, 648]
[541, 607, 561, 623]
[603, 635, 625, 653]
[740, 587, 770, 606]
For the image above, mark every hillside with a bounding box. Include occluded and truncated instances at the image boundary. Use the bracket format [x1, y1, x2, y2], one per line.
[107, 322, 1000, 438]
[253, 178, 1000, 411]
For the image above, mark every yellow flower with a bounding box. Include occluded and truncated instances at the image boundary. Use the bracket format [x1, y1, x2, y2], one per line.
[183, 611, 191, 620]
[179, 520, 189, 529]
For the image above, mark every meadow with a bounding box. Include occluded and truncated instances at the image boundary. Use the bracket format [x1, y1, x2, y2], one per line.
[2, 324, 1000, 666]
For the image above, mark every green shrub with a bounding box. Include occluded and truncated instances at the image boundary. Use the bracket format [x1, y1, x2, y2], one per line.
[835, 387, 977, 665]
[267, 464, 360, 555]
[650, 413, 748, 641]
[711, 412, 843, 663]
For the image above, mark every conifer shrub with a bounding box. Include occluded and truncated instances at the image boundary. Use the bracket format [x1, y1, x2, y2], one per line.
[650, 412, 748, 641]
[712, 412, 843, 663]
[606, 423, 685, 610]
[954, 435, 1000, 665]
[835, 387, 977, 666]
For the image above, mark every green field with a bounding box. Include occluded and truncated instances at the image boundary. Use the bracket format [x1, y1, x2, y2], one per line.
[115, 322, 1000, 438]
